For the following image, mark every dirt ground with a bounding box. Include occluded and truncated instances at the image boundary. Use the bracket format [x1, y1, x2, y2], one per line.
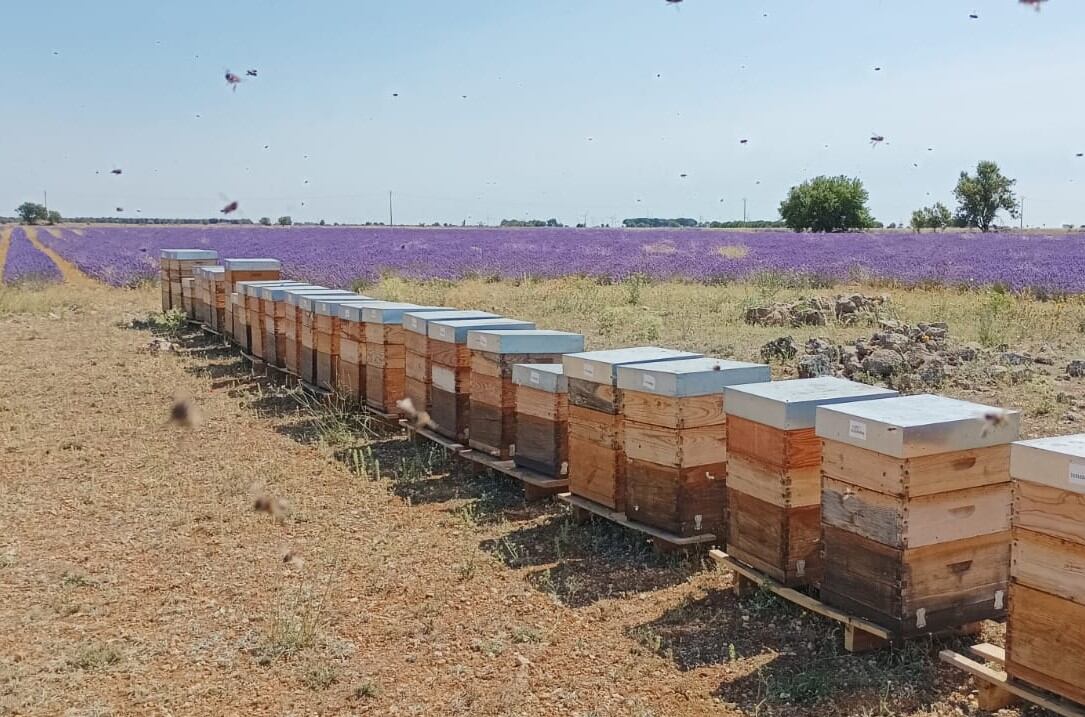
[1, 281, 1078, 716]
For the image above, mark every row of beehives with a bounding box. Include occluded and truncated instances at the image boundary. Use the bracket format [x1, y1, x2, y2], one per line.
[160, 249, 1085, 703]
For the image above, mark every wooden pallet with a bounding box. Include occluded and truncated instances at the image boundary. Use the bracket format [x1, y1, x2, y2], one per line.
[401, 420, 470, 454]
[299, 379, 333, 398]
[462, 450, 568, 502]
[713, 549, 985, 652]
[558, 492, 717, 553]
[940, 643, 1085, 716]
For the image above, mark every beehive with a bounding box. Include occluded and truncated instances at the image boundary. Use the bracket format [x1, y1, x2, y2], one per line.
[335, 300, 397, 402]
[281, 288, 344, 378]
[191, 267, 208, 323]
[562, 348, 703, 512]
[815, 394, 1019, 636]
[512, 364, 570, 478]
[1005, 434, 1085, 703]
[361, 304, 446, 413]
[258, 284, 323, 371]
[296, 291, 364, 386]
[310, 295, 376, 392]
[221, 259, 282, 345]
[426, 318, 537, 441]
[723, 377, 897, 586]
[181, 278, 195, 319]
[239, 281, 307, 356]
[617, 358, 770, 538]
[204, 267, 227, 333]
[229, 292, 245, 345]
[466, 330, 586, 458]
[160, 249, 218, 311]
[403, 310, 498, 415]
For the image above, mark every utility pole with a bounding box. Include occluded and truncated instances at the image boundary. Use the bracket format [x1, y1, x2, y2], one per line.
[43, 190, 47, 213]
[1020, 196, 1025, 229]
[742, 198, 747, 226]
[388, 191, 394, 226]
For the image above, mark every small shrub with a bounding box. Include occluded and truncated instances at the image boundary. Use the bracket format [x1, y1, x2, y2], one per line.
[68, 643, 122, 671]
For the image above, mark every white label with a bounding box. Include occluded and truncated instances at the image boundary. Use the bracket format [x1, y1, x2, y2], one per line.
[994, 590, 1004, 610]
[796, 560, 806, 577]
[529, 371, 540, 385]
[915, 608, 927, 629]
[478, 335, 489, 348]
[1070, 463, 1085, 486]
[560, 461, 568, 476]
[440, 327, 450, 339]
[848, 420, 868, 441]
[694, 515, 703, 531]
[582, 364, 595, 379]
[642, 374, 656, 390]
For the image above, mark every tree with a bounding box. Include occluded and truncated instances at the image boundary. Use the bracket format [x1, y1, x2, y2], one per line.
[277, 215, 292, 226]
[46, 210, 61, 225]
[258, 216, 271, 226]
[910, 202, 953, 232]
[16, 202, 48, 224]
[778, 175, 874, 232]
[953, 161, 1018, 232]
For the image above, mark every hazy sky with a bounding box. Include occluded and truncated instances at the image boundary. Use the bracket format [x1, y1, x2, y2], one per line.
[3, 1, 1083, 227]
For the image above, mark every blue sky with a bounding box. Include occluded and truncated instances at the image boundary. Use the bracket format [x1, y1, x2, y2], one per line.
[2, 1, 1083, 226]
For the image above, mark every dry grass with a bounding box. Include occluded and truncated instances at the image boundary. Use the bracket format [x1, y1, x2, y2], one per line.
[0, 278, 1081, 715]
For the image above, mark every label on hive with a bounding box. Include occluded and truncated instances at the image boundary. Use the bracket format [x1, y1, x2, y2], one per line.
[1071, 463, 1085, 486]
[848, 420, 867, 441]
[477, 335, 489, 348]
[582, 364, 594, 379]
[642, 374, 656, 390]
[560, 461, 568, 475]
[530, 370, 540, 385]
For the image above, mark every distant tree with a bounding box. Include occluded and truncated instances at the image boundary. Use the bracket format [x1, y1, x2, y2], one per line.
[778, 175, 874, 232]
[546, 218, 561, 227]
[46, 210, 61, 225]
[16, 202, 48, 225]
[318, 219, 326, 226]
[953, 161, 1018, 232]
[258, 216, 271, 226]
[910, 202, 953, 232]
[277, 215, 293, 226]
[621, 217, 698, 228]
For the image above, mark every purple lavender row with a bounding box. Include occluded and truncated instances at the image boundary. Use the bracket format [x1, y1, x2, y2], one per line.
[33, 225, 1085, 293]
[2, 227, 63, 284]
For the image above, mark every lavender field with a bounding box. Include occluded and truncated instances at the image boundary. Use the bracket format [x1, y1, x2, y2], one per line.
[14, 224, 1085, 293]
[2, 227, 62, 284]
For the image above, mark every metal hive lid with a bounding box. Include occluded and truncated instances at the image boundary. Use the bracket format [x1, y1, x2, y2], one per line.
[467, 330, 585, 355]
[616, 357, 770, 397]
[313, 295, 374, 316]
[361, 304, 446, 324]
[815, 393, 1020, 457]
[402, 310, 496, 334]
[259, 284, 324, 301]
[239, 280, 307, 297]
[427, 318, 536, 343]
[281, 288, 347, 306]
[222, 258, 282, 271]
[161, 249, 218, 260]
[1011, 434, 1085, 494]
[512, 363, 567, 393]
[562, 347, 703, 386]
[725, 377, 898, 431]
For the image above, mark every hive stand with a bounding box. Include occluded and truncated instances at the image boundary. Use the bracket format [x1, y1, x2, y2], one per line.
[939, 644, 1085, 716]
[559, 492, 717, 553]
[709, 549, 981, 653]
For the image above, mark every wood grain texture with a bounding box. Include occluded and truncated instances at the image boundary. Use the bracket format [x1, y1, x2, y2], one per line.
[316, 350, 337, 391]
[626, 460, 726, 537]
[364, 323, 403, 344]
[337, 359, 363, 402]
[568, 434, 625, 511]
[430, 386, 471, 441]
[403, 331, 427, 356]
[621, 390, 726, 430]
[568, 405, 621, 449]
[469, 373, 515, 409]
[822, 477, 1011, 549]
[1014, 479, 1085, 545]
[404, 376, 428, 413]
[365, 343, 406, 369]
[472, 351, 566, 378]
[623, 420, 726, 468]
[568, 378, 619, 414]
[339, 338, 361, 366]
[1011, 527, 1085, 603]
[822, 440, 1010, 497]
[515, 385, 567, 422]
[365, 366, 405, 412]
[428, 340, 471, 368]
[727, 415, 821, 470]
[468, 402, 516, 458]
[405, 351, 429, 382]
[726, 488, 821, 585]
[1006, 582, 1085, 706]
[514, 413, 568, 478]
[725, 453, 821, 508]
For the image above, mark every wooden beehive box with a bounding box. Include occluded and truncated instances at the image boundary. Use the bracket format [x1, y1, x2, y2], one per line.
[334, 300, 396, 402]
[562, 347, 703, 512]
[281, 288, 343, 379]
[362, 304, 446, 413]
[239, 281, 303, 357]
[617, 357, 770, 538]
[1005, 434, 1085, 704]
[222, 258, 282, 345]
[723, 377, 897, 586]
[513, 364, 570, 478]
[230, 292, 245, 346]
[815, 394, 1019, 636]
[403, 310, 498, 415]
[205, 267, 226, 333]
[296, 291, 362, 386]
[258, 283, 321, 371]
[159, 252, 172, 310]
[427, 318, 536, 441]
[161, 249, 218, 311]
[312, 295, 373, 392]
[466, 330, 586, 458]
[181, 278, 195, 319]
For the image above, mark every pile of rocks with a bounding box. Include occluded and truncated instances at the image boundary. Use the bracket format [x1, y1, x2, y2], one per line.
[744, 293, 890, 328]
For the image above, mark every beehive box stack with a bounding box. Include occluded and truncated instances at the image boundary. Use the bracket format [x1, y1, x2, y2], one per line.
[427, 318, 537, 442]
[1004, 434, 1085, 703]
[363, 304, 447, 414]
[723, 377, 897, 586]
[617, 358, 771, 538]
[259, 284, 322, 372]
[296, 291, 363, 387]
[159, 253, 173, 310]
[466, 330, 586, 458]
[281, 289, 344, 379]
[512, 364, 571, 478]
[191, 267, 209, 324]
[313, 295, 376, 393]
[336, 301, 379, 402]
[246, 281, 307, 360]
[160, 249, 218, 311]
[205, 267, 227, 333]
[229, 291, 245, 346]
[562, 348, 703, 512]
[222, 259, 282, 345]
[181, 278, 195, 319]
[403, 310, 498, 416]
[815, 394, 1019, 636]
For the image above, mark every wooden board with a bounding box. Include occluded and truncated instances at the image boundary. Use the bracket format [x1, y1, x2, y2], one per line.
[430, 365, 470, 393]
[568, 434, 624, 511]
[1006, 583, 1085, 707]
[626, 459, 726, 537]
[364, 323, 403, 344]
[726, 488, 821, 586]
[366, 343, 406, 369]
[403, 331, 428, 356]
[822, 440, 1011, 498]
[622, 390, 726, 429]
[365, 366, 404, 413]
[404, 376, 428, 413]
[462, 450, 567, 501]
[568, 378, 619, 414]
[337, 359, 363, 402]
[727, 415, 820, 470]
[316, 350, 337, 392]
[471, 351, 566, 378]
[821, 477, 1011, 549]
[940, 646, 1085, 717]
[515, 385, 567, 422]
[430, 386, 471, 442]
[1014, 479, 1085, 545]
[725, 452, 821, 508]
[514, 413, 568, 479]
[568, 405, 621, 449]
[623, 420, 726, 468]
[820, 525, 1009, 636]
[468, 402, 515, 458]
[405, 350, 429, 382]
[559, 493, 716, 549]
[469, 373, 515, 409]
[428, 340, 470, 368]
[1011, 527, 1085, 604]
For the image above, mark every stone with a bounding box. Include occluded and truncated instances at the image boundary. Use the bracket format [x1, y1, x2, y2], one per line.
[1068, 360, 1085, 378]
[760, 336, 798, 362]
[917, 358, 947, 387]
[955, 344, 980, 362]
[862, 349, 906, 379]
[1009, 366, 1033, 384]
[999, 351, 1033, 366]
[798, 353, 833, 379]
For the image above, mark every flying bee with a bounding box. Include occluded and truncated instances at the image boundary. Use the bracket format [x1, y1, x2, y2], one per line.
[225, 70, 242, 91]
